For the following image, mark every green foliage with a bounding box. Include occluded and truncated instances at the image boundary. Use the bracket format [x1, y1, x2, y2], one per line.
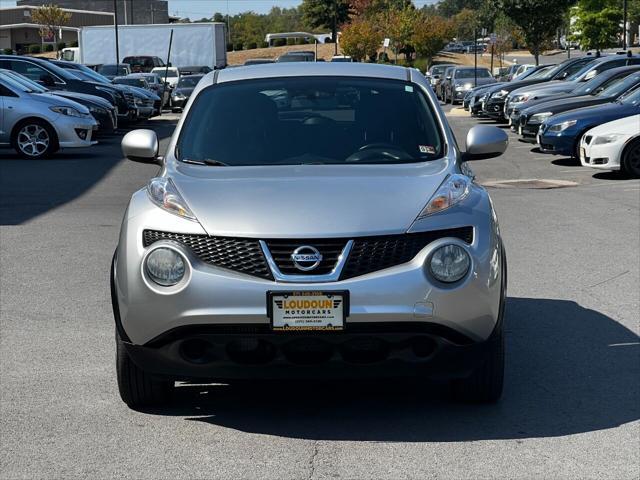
[287, 38, 296, 45]
[3, 48, 14, 55]
[572, 0, 622, 51]
[234, 42, 243, 51]
[340, 17, 383, 61]
[44, 44, 54, 52]
[29, 44, 42, 54]
[57, 41, 66, 50]
[501, 0, 574, 64]
[31, 4, 71, 50]
[300, 0, 351, 42]
[247, 42, 258, 49]
[412, 13, 454, 67]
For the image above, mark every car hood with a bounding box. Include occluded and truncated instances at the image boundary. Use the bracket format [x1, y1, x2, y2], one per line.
[585, 113, 640, 136]
[31, 92, 91, 114]
[511, 81, 566, 97]
[171, 161, 450, 238]
[544, 102, 640, 127]
[127, 86, 160, 100]
[50, 91, 113, 109]
[523, 95, 609, 116]
[489, 78, 556, 95]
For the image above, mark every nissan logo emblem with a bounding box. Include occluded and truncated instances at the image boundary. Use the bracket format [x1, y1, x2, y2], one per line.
[291, 246, 323, 271]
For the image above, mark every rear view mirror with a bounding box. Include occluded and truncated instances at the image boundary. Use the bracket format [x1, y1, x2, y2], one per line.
[121, 129, 161, 164]
[464, 125, 508, 160]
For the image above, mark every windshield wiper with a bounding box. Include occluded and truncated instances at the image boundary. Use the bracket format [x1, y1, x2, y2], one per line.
[182, 158, 228, 166]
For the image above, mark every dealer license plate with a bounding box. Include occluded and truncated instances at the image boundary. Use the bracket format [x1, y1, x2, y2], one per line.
[268, 291, 347, 332]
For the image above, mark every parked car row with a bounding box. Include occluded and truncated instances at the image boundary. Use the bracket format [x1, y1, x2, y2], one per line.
[460, 53, 640, 177]
[0, 54, 206, 159]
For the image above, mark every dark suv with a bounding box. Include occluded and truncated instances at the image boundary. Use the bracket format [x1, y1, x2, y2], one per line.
[0, 55, 133, 121]
[122, 56, 166, 73]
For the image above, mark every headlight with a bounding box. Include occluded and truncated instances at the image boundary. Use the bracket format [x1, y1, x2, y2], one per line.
[594, 134, 623, 145]
[134, 97, 144, 106]
[145, 247, 185, 286]
[89, 106, 106, 114]
[463, 83, 473, 90]
[511, 94, 530, 103]
[493, 89, 509, 99]
[147, 177, 197, 221]
[429, 244, 471, 283]
[549, 120, 577, 133]
[417, 174, 470, 218]
[455, 85, 464, 91]
[49, 106, 85, 117]
[530, 112, 553, 123]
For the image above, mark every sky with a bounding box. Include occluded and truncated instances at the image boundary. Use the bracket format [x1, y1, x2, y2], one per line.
[0, 0, 438, 20]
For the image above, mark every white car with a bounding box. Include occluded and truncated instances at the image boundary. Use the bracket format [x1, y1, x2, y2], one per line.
[579, 114, 640, 178]
[151, 67, 180, 88]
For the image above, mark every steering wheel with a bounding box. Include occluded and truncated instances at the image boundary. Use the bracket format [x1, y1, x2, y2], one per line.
[345, 143, 410, 163]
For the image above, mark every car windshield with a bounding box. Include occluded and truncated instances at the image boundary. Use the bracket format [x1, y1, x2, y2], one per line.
[541, 58, 594, 80]
[525, 66, 554, 79]
[100, 65, 129, 76]
[572, 72, 615, 95]
[619, 87, 640, 105]
[599, 73, 640, 98]
[71, 64, 111, 84]
[455, 69, 492, 79]
[177, 77, 444, 166]
[177, 76, 203, 88]
[0, 70, 48, 92]
[430, 66, 448, 76]
[0, 72, 39, 93]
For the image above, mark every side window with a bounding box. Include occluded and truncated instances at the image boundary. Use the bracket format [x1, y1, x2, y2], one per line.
[629, 58, 640, 65]
[598, 60, 625, 73]
[0, 84, 18, 97]
[9, 60, 61, 84]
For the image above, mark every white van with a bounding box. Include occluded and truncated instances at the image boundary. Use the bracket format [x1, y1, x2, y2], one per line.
[61, 47, 80, 63]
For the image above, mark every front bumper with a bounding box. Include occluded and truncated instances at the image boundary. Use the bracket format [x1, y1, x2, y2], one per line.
[483, 98, 507, 120]
[579, 135, 626, 170]
[538, 129, 578, 156]
[54, 116, 97, 148]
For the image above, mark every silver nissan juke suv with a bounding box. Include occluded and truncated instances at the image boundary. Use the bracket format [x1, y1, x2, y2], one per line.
[112, 63, 509, 408]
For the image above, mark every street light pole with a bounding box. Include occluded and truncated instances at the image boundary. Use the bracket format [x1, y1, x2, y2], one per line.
[623, 0, 628, 50]
[113, 0, 120, 64]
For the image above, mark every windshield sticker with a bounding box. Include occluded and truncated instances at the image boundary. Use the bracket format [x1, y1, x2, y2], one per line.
[419, 145, 436, 154]
[405, 85, 414, 93]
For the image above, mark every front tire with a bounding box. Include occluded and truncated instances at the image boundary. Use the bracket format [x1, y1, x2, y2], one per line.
[622, 138, 640, 178]
[12, 119, 58, 159]
[116, 332, 173, 408]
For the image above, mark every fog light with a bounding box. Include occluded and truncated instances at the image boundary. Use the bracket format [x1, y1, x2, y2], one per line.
[429, 244, 470, 283]
[75, 128, 88, 140]
[145, 247, 185, 286]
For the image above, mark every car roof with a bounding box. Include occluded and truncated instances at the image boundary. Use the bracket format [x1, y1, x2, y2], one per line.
[215, 62, 409, 84]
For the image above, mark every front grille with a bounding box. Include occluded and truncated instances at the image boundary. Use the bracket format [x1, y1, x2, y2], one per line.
[143, 230, 272, 279]
[143, 227, 473, 281]
[264, 239, 348, 275]
[340, 227, 473, 280]
[124, 91, 135, 107]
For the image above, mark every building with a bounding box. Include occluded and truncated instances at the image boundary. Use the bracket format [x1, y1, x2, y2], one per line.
[17, 0, 169, 25]
[0, 5, 114, 52]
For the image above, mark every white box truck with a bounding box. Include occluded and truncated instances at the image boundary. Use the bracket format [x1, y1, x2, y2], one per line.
[78, 23, 227, 69]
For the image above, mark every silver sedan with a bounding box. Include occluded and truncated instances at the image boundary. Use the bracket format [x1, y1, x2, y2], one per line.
[112, 63, 509, 408]
[0, 73, 96, 158]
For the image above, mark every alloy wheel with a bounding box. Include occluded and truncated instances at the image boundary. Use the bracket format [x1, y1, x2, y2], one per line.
[17, 124, 50, 158]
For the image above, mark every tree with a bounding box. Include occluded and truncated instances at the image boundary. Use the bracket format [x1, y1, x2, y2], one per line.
[301, 0, 351, 53]
[381, 6, 416, 62]
[452, 8, 478, 41]
[340, 17, 383, 61]
[31, 4, 71, 52]
[412, 14, 454, 67]
[572, 0, 622, 52]
[501, 0, 574, 65]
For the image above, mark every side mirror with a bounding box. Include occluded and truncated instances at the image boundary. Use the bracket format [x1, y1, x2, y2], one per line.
[464, 125, 508, 160]
[121, 129, 160, 164]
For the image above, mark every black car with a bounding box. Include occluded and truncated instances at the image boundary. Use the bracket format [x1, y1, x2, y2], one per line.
[0, 55, 133, 121]
[170, 74, 204, 112]
[482, 56, 598, 120]
[48, 60, 140, 122]
[518, 71, 640, 141]
[122, 56, 166, 73]
[0, 68, 118, 134]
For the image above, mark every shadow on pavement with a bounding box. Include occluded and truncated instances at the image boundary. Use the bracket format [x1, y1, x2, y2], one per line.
[145, 297, 639, 441]
[0, 120, 175, 225]
[592, 171, 636, 181]
[551, 158, 579, 167]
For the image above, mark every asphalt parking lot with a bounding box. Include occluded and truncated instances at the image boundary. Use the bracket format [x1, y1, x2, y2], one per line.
[0, 109, 638, 479]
